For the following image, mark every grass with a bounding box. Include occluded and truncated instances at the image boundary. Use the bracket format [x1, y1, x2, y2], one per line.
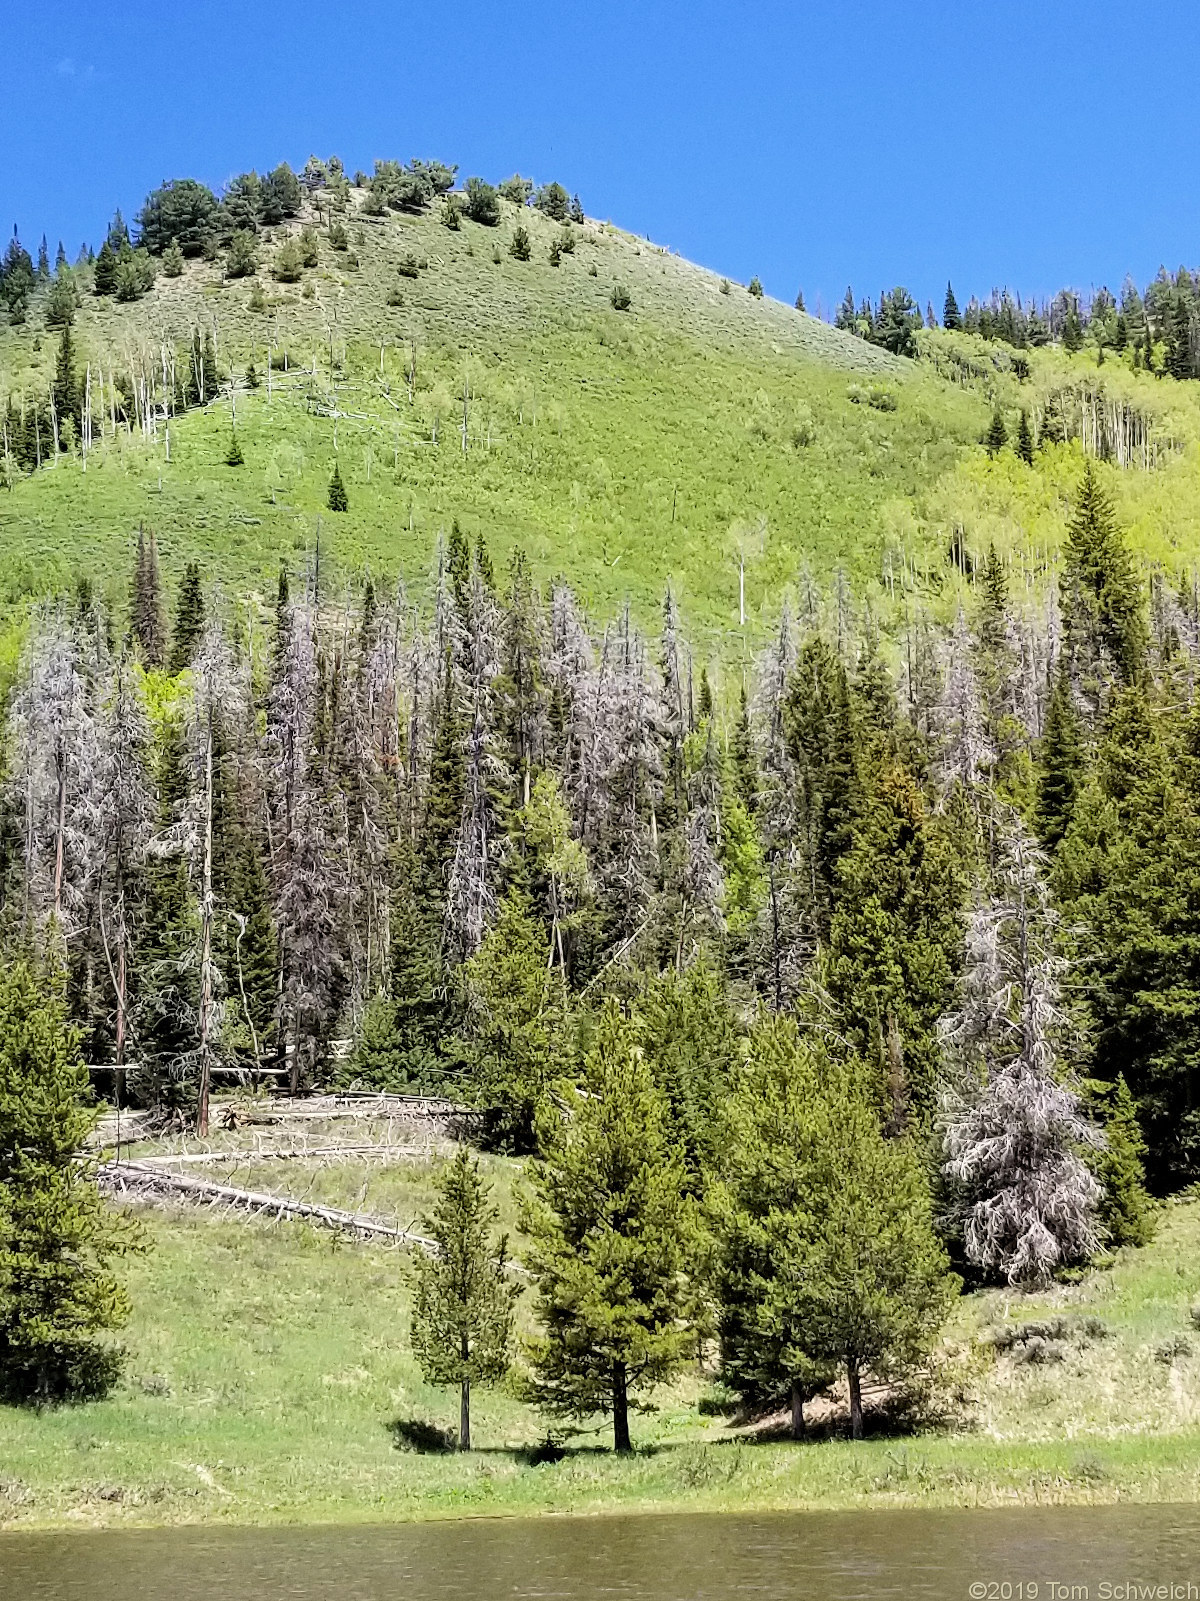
[3, 1124, 1200, 1530]
[6, 190, 1200, 680]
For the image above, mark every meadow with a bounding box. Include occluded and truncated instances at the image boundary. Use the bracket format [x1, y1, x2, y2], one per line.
[2, 1111, 1200, 1530]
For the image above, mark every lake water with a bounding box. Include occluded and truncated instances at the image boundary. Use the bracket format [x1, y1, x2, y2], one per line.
[2, 1505, 1198, 1601]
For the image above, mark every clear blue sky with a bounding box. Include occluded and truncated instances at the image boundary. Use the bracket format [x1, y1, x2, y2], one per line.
[3, 0, 1198, 316]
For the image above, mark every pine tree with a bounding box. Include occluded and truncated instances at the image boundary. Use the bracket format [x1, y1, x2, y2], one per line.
[731, 684, 758, 812]
[1062, 460, 1147, 689]
[825, 763, 964, 1126]
[463, 891, 563, 1151]
[0, 960, 137, 1403]
[943, 282, 961, 330]
[52, 322, 82, 440]
[522, 1000, 698, 1452]
[796, 1052, 957, 1437]
[92, 241, 117, 297]
[1097, 1075, 1155, 1248]
[985, 406, 1007, 456]
[327, 460, 348, 511]
[130, 528, 167, 668]
[224, 430, 244, 466]
[509, 226, 531, 262]
[168, 562, 205, 675]
[710, 1017, 840, 1436]
[410, 1149, 519, 1450]
[1016, 408, 1034, 464]
[1035, 657, 1084, 850]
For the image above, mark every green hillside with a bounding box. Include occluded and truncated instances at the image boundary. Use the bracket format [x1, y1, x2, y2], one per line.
[6, 182, 1200, 649]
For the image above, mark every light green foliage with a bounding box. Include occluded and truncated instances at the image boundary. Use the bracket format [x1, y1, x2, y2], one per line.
[709, 1018, 842, 1430]
[225, 230, 257, 280]
[522, 1000, 698, 1451]
[1097, 1076, 1156, 1249]
[713, 1017, 958, 1438]
[637, 959, 740, 1181]
[463, 891, 566, 1152]
[410, 1149, 518, 1449]
[0, 961, 138, 1404]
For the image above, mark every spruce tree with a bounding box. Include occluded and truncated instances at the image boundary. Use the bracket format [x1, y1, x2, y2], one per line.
[52, 322, 82, 440]
[168, 561, 205, 675]
[730, 684, 758, 812]
[410, 1149, 518, 1450]
[522, 1000, 698, 1452]
[824, 763, 964, 1125]
[1062, 460, 1148, 687]
[130, 528, 167, 668]
[327, 460, 348, 512]
[797, 1053, 957, 1437]
[943, 282, 961, 330]
[92, 241, 117, 296]
[1097, 1075, 1155, 1248]
[224, 430, 244, 466]
[709, 1016, 838, 1436]
[0, 961, 136, 1403]
[985, 406, 1007, 456]
[1016, 408, 1034, 464]
[1035, 657, 1084, 850]
[463, 891, 564, 1152]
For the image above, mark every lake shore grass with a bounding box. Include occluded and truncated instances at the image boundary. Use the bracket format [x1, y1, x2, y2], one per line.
[2, 1131, 1200, 1531]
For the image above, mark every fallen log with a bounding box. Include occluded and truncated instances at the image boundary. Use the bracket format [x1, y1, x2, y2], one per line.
[99, 1159, 433, 1249]
[130, 1144, 422, 1166]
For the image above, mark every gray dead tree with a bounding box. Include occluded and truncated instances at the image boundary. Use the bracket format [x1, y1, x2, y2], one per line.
[939, 817, 1102, 1286]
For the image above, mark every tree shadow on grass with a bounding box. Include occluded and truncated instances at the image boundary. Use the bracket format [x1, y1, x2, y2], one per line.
[387, 1417, 457, 1454]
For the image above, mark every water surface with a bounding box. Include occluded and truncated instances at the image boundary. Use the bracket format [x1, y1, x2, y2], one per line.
[3, 1505, 1198, 1601]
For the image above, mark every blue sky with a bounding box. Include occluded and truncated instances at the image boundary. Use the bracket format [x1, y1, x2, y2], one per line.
[3, 0, 1198, 315]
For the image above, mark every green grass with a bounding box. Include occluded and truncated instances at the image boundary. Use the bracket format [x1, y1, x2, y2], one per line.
[7, 192, 1200, 673]
[3, 1139, 1200, 1530]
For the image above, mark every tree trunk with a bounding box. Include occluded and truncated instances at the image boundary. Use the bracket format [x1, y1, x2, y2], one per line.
[789, 1377, 806, 1440]
[612, 1360, 631, 1454]
[847, 1358, 863, 1441]
[459, 1379, 471, 1452]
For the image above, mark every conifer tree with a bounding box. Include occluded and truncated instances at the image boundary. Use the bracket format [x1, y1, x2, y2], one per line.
[801, 1053, 956, 1437]
[825, 763, 964, 1126]
[167, 562, 205, 675]
[410, 1149, 519, 1450]
[1015, 408, 1034, 464]
[327, 460, 348, 512]
[943, 282, 961, 330]
[730, 684, 758, 812]
[710, 1016, 839, 1435]
[463, 891, 564, 1151]
[1062, 460, 1147, 690]
[130, 528, 167, 668]
[92, 241, 117, 296]
[225, 430, 244, 466]
[522, 1000, 698, 1452]
[1035, 657, 1084, 850]
[1097, 1075, 1155, 1248]
[985, 406, 1007, 456]
[509, 225, 531, 262]
[941, 823, 1102, 1285]
[52, 322, 82, 440]
[0, 960, 137, 1403]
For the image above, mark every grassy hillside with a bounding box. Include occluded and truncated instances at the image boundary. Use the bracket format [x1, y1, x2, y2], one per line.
[5, 187, 1200, 660]
[2, 1110, 1200, 1530]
